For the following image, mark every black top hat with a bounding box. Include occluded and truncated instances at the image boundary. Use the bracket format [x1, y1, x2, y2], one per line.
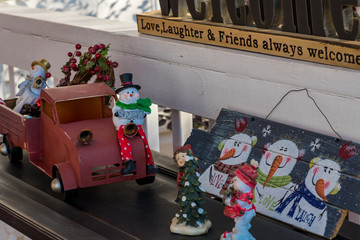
[115, 73, 141, 94]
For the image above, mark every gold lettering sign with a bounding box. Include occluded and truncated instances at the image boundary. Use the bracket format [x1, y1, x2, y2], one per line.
[137, 11, 360, 70]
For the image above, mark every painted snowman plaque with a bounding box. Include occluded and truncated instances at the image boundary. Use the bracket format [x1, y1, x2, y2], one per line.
[185, 109, 360, 239]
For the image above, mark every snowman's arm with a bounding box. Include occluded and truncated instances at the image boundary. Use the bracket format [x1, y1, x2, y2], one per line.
[275, 186, 294, 207]
[113, 108, 127, 118]
[318, 207, 327, 221]
[139, 109, 149, 118]
[224, 197, 232, 206]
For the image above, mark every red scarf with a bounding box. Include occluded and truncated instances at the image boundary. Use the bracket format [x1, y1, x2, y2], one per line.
[224, 191, 256, 219]
[214, 161, 242, 195]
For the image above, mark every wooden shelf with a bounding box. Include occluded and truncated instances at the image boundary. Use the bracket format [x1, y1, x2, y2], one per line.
[0, 151, 356, 239]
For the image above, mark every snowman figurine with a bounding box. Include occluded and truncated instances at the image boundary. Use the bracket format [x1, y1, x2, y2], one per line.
[14, 59, 51, 113]
[221, 160, 258, 240]
[112, 73, 156, 175]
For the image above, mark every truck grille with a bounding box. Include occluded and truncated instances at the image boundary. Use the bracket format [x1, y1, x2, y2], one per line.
[91, 164, 121, 181]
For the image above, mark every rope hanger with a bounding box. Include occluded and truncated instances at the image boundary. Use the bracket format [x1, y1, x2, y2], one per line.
[265, 88, 342, 140]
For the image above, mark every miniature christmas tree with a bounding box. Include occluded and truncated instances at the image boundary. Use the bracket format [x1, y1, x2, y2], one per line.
[170, 145, 212, 235]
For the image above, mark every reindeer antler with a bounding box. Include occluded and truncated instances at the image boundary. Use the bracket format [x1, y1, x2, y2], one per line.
[234, 117, 248, 133]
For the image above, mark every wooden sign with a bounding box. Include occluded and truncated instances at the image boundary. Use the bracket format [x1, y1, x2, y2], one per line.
[137, 11, 360, 70]
[185, 108, 360, 239]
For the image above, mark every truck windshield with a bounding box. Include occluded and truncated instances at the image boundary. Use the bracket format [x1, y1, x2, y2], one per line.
[56, 96, 111, 124]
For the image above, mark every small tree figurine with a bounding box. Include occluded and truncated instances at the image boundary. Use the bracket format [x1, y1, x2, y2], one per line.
[221, 160, 258, 240]
[170, 145, 212, 235]
[58, 43, 118, 88]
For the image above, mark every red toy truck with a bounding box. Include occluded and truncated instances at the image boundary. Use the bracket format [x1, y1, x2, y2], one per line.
[0, 83, 155, 200]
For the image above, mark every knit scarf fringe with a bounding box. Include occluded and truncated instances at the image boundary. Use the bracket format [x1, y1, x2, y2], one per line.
[256, 168, 292, 188]
[115, 98, 152, 113]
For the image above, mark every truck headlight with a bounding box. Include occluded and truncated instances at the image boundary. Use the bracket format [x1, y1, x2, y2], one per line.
[78, 129, 93, 144]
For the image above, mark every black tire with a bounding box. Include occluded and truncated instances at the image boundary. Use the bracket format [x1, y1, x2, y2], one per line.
[54, 169, 79, 201]
[3, 134, 23, 162]
[136, 176, 155, 185]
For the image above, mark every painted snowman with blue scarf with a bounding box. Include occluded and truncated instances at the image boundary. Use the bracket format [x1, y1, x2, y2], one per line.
[274, 157, 341, 235]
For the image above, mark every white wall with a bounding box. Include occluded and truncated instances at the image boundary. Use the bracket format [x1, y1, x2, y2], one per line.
[12, 0, 159, 23]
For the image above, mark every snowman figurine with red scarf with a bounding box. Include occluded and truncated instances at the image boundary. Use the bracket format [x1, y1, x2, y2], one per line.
[221, 160, 258, 240]
[112, 73, 156, 175]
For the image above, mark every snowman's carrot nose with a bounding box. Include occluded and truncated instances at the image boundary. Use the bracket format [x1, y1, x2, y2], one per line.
[218, 148, 236, 160]
[315, 179, 328, 202]
[130, 94, 133, 97]
[263, 155, 283, 188]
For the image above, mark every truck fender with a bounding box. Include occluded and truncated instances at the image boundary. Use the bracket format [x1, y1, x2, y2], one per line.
[53, 162, 78, 191]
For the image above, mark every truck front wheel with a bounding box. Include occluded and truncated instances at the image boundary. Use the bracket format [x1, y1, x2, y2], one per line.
[51, 169, 78, 201]
[3, 134, 23, 162]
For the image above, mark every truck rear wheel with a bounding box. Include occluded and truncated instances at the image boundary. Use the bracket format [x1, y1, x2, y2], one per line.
[3, 134, 23, 162]
[52, 169, 78, 201]
[136, 176, 155, 185]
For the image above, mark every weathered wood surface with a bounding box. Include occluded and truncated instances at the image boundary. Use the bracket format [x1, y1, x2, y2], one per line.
[185, 108, 360, 239]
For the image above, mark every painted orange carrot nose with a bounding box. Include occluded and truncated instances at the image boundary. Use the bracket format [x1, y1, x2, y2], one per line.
[316, 179, 328, 202]
[130, 94, 133, 97]
[263, 155, 283, 188]
[218, 148, 236, 160]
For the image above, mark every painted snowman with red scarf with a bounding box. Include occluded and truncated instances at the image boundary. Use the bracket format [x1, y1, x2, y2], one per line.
[112, 73, 156, 175]
[199, 117, 257, 197]
[221, 161, 258, 240]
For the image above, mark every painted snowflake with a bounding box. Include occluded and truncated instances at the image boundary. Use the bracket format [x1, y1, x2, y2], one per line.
[262, 125, 272, 137]
[310, 138, 321, 152]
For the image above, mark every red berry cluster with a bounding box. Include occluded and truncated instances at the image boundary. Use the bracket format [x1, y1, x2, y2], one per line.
[45, 72, 51, 78]
[59, 43, 118, 86]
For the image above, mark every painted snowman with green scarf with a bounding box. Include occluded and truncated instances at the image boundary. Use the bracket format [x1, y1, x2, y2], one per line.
[253, 139, 305, 216]
[112, 73, 155, 175]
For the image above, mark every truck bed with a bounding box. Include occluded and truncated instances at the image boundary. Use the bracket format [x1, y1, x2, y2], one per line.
[0, 98, 41, 158]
